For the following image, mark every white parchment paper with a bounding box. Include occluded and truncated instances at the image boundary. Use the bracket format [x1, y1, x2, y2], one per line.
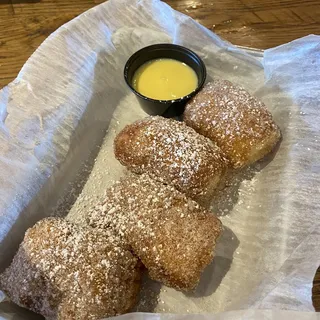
[0, 0, 319, 319]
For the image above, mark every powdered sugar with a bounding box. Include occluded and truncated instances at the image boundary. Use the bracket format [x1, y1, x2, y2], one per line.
[85, 174, 222, 291]
[114, 116, 228, 204]
[184, 80, 281, 168]
[0, 218, 141, 320]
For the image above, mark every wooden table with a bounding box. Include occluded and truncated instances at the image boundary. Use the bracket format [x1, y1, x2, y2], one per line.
[0, 0, 319, 311]
[313, 266, 320, 312]
[0, 0, 319, 89]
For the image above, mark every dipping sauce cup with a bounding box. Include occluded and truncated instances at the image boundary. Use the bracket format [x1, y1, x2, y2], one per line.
[124, 44, 206, 117]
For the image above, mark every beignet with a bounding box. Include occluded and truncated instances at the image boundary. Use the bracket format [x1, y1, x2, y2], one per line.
[184, 80, 281, 168]
[114, 116, 228, 205]
[0, 218, 141, 320]
[87, 174, 222, 291]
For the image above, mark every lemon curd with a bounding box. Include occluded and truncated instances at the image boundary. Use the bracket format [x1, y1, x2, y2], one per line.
[132, 58, 198, 100]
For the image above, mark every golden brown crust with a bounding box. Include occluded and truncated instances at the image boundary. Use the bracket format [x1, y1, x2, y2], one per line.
[87, 174, 222, 291]
[114, 116, 228, 205]
[0, 218, 141, 320]
[184, 80, 281, 168]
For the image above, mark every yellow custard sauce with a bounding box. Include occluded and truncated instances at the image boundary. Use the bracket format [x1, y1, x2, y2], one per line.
[132, 58, 198, 100]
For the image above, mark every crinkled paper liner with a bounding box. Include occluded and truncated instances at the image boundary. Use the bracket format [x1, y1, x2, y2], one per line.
[0, 0, 319, 319]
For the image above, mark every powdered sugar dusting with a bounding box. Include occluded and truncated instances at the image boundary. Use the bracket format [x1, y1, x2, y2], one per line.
[0, 218, 141, 320]
[184, 80, 281, 168]
[114, 116, 228, 204]
[85, 174, 222, 291]
[66, 95, 146, 224]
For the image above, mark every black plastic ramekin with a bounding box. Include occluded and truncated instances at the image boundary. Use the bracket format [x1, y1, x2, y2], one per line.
[124, 43, 206, 117]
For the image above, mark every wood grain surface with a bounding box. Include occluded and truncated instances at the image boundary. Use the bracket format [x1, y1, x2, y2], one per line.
[0, 0, 319, 311]
[0, 0, 319, 89]
[313, 266, 320, 312]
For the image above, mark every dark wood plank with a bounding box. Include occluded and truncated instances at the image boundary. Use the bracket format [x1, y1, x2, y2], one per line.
[0, 0, 319, 88]
[0, 0, 104, 88]
[313, 267, 320, 311]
